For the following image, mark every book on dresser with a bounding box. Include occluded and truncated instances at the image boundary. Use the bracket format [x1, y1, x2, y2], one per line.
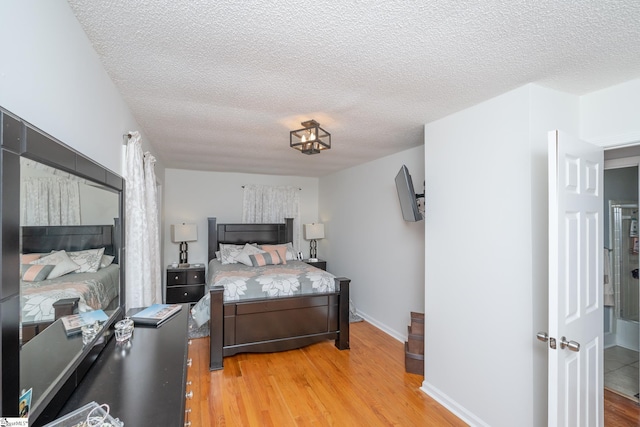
[61, 310, 109, 335]
[130, 303, 183, 327]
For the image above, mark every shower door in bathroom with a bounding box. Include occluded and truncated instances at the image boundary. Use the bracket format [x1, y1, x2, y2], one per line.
[610, 202, 640, 323]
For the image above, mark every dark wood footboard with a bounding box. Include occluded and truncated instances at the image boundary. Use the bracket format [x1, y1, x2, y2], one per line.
[210, 277, 350, 371]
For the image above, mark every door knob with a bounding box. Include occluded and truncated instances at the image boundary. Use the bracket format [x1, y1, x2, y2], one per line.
[560, 336, 580, 352]
[536, 332, 556, 349]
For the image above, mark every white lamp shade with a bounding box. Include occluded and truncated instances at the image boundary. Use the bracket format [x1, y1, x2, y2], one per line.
[171, 223, 198, 242]
[303, 223, 325, 240]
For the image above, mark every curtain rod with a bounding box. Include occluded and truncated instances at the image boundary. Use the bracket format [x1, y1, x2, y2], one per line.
[242, 185, 302, 190]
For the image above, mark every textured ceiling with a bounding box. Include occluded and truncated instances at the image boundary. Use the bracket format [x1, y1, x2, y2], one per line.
[67, 0, 640, 177]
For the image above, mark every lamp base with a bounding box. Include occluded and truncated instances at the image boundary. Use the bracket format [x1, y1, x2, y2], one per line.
[178, 263, 190, 268]
[309, 239, 318, 259]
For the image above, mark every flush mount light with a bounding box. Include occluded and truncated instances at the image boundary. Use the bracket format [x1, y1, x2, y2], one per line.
[290, 119, 331, 155]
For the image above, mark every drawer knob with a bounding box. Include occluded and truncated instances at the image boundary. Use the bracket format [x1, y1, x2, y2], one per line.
[184, 292, 188, 296]
[175, 275, 179, 280]
[185, 390, 193, 399]
[194, 275, 198, 279]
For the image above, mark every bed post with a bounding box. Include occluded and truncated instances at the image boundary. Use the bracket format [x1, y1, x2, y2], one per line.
[284, 218, 293, 243]
[209, 285, 224, 371]
[335, 277, 350, 350]
[207, 217, 218, 263]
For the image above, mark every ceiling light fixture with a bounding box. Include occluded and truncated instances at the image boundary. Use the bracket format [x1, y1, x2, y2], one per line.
[290, 119, 331, 155]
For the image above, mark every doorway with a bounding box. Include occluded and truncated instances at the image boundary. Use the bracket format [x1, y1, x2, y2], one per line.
[604, 151, 640, 401]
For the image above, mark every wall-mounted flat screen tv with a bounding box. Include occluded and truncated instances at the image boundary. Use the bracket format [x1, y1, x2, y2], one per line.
[395, 165, 423, 222]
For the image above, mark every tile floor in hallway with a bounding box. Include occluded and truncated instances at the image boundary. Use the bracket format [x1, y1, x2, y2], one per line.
[605, 346, 639, 399]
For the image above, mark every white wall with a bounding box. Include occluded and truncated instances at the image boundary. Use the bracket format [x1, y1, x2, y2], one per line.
[580, 78, 640, 147]
[422, 84, 579, 427]
[163, 169, 319, 270]
[0, 0, 161, 177]
[319, 145, 425, 340]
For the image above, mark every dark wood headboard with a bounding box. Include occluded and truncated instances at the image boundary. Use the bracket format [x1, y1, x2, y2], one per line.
[21, 223, 118, 263]
[207, 217, 293, 263]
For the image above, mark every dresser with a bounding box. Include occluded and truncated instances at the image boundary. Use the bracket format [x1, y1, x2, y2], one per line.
[166, 265, 206, 304]
[59, 305, 191, 427]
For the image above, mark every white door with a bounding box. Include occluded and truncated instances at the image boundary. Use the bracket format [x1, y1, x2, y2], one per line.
[547, 130, 604, 426]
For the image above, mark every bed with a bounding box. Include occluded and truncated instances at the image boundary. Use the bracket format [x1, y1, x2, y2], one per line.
[195, 217, 350, 370]
[20, 224, 120, 341]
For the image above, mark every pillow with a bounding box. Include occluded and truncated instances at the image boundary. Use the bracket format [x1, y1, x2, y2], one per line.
[21, 253, 43, 264]
[219, 244, 245, 265]
[30, 250, 80, 279]
[260, 245, 288, 264]
[21, 264, 55, 282]
[68, 248, 106, 273]
[284, 242, 296, 261]
[249, 250, 283, 267]
[235, 244, 266, 266]
[100, 254, 115, 269]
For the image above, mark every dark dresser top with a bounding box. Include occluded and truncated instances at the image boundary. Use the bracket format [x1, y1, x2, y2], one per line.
[60, 305, 189, 426]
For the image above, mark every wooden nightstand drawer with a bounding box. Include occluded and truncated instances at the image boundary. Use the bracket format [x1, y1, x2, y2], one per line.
[166, 266, 206, 304]
[186, 270, 203, 284]
[167, 285, 205, 304]
[304, 259, 327, 271]
[167, 271, 187, 286]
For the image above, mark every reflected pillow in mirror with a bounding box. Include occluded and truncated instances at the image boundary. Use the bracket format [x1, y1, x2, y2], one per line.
[100, 254, 115, 269]
[68, 247, 105, 273]
[31, 250, 80, 279]
[21, 253, 43, 264]
[21, 264, 55, 282]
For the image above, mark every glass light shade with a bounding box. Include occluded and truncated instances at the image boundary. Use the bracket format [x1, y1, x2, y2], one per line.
[290, 120, 331, 155]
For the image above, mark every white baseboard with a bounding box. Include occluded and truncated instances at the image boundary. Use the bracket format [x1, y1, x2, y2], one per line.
[354, 309, 405, 343]
[420, 381, 488, 427]
[357, 311, 487, 426]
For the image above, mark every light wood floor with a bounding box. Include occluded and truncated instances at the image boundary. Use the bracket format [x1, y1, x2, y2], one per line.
[186, 321, 640, 426]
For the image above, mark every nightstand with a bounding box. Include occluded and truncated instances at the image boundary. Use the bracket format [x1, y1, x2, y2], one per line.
[166, 265, 206, 304]
[303, 259, 327, 271]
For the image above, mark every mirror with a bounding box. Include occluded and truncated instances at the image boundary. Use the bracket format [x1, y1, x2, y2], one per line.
[0, 107, 125, 421]
[19, 158, 121, 341]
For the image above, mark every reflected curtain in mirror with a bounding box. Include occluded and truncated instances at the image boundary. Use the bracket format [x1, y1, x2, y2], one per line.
[21, 159, 82, 226]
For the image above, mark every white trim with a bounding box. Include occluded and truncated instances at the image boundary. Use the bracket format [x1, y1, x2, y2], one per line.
[420, 381, 489, 427]
[604, 156, 640, 170]
[354, 309, 405, 343]
[586, 132, 640, 148]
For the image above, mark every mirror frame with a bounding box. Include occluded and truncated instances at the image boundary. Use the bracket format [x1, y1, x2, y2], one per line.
[0, 107, 126, 417]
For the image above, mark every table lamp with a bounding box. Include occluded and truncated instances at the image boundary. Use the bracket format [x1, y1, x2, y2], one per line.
[304, 223, 324, 261]
[171, 223, 197, 267]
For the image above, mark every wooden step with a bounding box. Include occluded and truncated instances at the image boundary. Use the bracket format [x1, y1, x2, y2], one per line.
[407, 325, 424, 354]
[404, 342, 424, 375]
[410, 312, 424, 335]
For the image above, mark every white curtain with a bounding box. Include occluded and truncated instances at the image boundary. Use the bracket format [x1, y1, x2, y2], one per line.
[125, 131, 161, 309]
[242, 184, 301, 250]
[22, 177, 81, 226]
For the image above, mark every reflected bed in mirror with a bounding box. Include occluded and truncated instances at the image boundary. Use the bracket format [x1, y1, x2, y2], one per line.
[19, 158, 121, 343]
[0, 107, 125, 423]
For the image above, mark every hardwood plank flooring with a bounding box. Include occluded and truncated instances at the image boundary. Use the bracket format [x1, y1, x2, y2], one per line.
[186, 321, 464, 426]
[185, 321, 640, 426]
